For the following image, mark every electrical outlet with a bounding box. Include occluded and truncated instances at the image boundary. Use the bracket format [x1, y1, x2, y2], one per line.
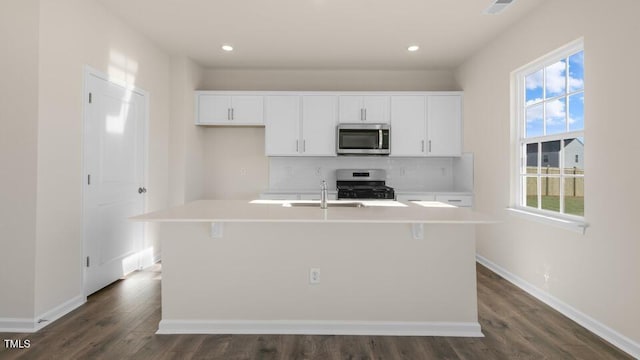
[315, 167, 322, 176]
[309, 268, 320, 284]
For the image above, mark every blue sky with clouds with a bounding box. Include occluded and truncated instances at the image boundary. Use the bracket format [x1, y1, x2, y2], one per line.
[525, 51, 584, 137]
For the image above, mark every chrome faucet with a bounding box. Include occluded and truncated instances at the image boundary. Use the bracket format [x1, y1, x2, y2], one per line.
[320, 180, 328, 209]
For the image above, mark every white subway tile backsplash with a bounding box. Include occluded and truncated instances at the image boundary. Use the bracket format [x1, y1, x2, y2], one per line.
[268, 156, 472, 192]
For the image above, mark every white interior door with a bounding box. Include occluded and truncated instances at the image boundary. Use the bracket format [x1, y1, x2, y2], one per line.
[83, 71, 147, 296]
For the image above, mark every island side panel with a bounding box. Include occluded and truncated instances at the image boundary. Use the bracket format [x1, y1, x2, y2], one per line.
[159, 222, 478, 335]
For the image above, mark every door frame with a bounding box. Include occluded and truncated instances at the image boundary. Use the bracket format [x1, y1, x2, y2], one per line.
[81, 65, 150, 299]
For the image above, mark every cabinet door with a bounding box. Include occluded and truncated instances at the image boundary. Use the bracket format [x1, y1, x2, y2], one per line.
[265, 96, 300, 156]
[427, 95, 462, 156]
[362, 96, 390, 124]
[390, 96, 426, 156]
[301, 96, 337, 156]
[338, 96, 363, 123]
[230, 95, 264, 124]
[435, 195, 472, 207]
[198, 95, 231, 124]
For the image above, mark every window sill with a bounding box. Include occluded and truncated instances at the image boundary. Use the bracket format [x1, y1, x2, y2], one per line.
[505, 208, 589, 234]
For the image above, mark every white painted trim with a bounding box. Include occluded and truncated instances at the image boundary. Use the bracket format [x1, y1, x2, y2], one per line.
[476, 255, 640, 359]
[0, 318, 37, 333]
[510, 38, 586, 220]
[157, 319, 483, 337]
[506, 207, 588, 234]
[0, 295, 85, 333]
[34, 295, 85, 331]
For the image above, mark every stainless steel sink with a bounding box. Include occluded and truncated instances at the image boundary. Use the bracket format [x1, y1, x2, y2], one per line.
[284, 202, 365, 208]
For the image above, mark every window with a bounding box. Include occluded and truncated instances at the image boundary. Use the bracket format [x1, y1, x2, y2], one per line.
[514, 40, 584, 219]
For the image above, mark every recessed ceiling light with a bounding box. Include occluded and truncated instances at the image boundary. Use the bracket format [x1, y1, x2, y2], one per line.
[407, 45, 419, 52]
[221, 45, 234, 52]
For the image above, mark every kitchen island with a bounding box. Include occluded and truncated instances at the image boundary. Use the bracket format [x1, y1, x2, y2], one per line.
[133, 200, 495, 336]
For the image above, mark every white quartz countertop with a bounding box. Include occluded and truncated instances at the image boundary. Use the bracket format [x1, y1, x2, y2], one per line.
[132, 200, 496, 224]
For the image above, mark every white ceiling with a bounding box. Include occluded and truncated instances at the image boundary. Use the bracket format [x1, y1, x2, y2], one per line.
[98, 0, 545, 70]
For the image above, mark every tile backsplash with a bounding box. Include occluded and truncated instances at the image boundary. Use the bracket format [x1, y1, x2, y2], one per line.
[268, 154, 473, 192]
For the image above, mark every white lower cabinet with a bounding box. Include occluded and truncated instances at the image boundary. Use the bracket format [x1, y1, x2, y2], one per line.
[265, 95, 336, 156]
[299, 192, 337, 200]
[395, 194, 436, 202]
[434, 195, 473, 207]
[260, 192, 337, 200]
[395, 193, 472, 207]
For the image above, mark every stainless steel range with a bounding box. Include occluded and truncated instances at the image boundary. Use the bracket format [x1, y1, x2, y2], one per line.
[336, 169, 395, 200]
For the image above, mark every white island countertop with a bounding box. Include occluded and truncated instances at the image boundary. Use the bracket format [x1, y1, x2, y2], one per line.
[132, 199, 496, 224]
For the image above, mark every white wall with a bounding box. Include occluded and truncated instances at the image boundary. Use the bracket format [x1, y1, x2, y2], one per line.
[455, 0, 640, 349]
[200, 69, 460, 199]
[0, 0, 39, 323]
[34, 0, 171, 318]
[202, 69, 459, 91]
[203, 127, 269, 200]
[169, 56, 205, 205]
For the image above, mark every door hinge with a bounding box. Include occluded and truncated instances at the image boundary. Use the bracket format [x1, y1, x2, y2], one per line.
[88, 92, 92, 103]
[86, 256, 90, 268]
[87, 174, 91, 185]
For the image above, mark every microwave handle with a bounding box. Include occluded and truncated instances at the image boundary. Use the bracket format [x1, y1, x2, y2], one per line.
[378, 129, 383, 149]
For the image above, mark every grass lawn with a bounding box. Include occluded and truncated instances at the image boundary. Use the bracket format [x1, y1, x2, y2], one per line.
[526, 196, 584, 216]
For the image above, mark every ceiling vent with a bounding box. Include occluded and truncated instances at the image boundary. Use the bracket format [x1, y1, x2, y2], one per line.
[483, 0, 517, 15]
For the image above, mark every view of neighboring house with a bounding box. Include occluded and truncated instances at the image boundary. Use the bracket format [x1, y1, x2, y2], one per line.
[527, 137, 584, 169]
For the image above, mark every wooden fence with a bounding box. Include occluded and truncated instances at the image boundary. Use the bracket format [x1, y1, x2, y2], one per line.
[526, 167, 584, 197]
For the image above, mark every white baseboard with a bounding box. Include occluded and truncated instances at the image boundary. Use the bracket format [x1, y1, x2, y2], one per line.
[476, 255, 640, 359]
[157, 319, 483, 337]
[0, 318, 37, 333]
[0, 295, 85, 333]
[34, 295, 85, 331]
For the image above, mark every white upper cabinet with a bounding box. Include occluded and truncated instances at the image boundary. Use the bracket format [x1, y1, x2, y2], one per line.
[301, 95, 337, 156]
[265, 95, 337, 156]
[427, 95, 462, 156]
[390, 96, 427, 156]
[338, 95, 389, 124]
[265, 96, 300, 156]
[196, 93, 263, 125]
[390, 94, 462, 157]
[196, 91, 461, 158]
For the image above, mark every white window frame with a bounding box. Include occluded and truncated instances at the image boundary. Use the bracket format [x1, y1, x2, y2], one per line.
[510, 39, 587, 230]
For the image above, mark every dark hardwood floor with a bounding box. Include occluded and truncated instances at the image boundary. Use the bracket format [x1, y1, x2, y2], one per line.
[0, 263, 631, 359]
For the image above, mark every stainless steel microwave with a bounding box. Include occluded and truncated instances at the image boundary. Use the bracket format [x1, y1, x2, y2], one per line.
[336, 123, 390, 155]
